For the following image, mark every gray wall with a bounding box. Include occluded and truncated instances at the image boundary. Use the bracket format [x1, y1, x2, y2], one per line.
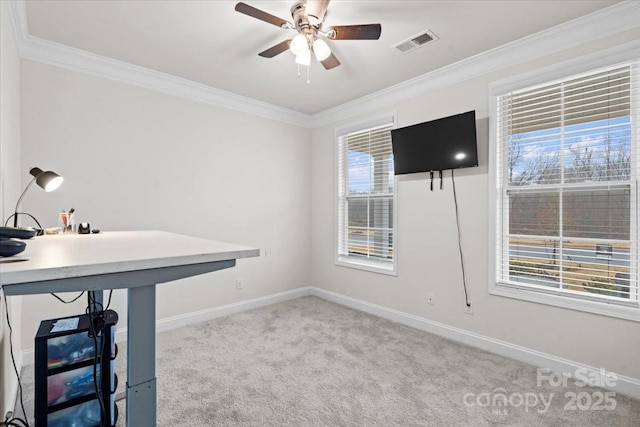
[310, 30, 640, 381]
[0, 0, 23, 415]
[18, 60, 312, 351]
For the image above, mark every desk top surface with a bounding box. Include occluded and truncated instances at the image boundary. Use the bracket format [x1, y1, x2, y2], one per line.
[0, 230, 259, 286]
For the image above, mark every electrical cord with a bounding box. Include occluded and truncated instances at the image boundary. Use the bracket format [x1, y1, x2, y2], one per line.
[1, 292, 30, 427]
[3, 213, 42, 230]
[50, 292, 85, 304]
[104, 290, 114, 311]
[3, 419, 28, 427]
[451, 170, 471, 308]
[87, 294, 106, 425]
[86, 293, 106, 426]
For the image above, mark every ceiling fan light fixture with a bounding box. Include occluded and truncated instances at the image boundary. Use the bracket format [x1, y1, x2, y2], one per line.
[235, 1, 382, 72]
[295, 50, 311, 66]
[312, 38, 331, 61]
[290, 34, 309, 55]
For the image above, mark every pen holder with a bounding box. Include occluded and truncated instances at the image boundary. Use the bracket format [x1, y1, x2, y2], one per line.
[59, 212, 76, 234]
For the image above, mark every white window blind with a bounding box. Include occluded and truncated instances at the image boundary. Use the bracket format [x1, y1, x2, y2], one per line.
[495, 61, 639, 306]
[337, 121, 396, 273]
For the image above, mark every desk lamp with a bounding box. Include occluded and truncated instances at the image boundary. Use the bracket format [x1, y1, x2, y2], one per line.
[13, 167, 63, 228]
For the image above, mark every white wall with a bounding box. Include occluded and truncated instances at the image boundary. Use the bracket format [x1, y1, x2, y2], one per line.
[8, 3, 639, 407]
[311, 29, 640, 381]
[0, 0, 23, 415]
[18, 60, 311, 349]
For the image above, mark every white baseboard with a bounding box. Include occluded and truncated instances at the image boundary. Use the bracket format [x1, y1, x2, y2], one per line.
[309, 287, 640, 400]
[3, 371, 20, 419]
[20, 287, 312, 367]
[17, 285, 640, 403]
[115, 286, 313, 343]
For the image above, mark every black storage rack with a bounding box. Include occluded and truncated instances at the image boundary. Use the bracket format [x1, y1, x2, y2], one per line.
[34, 310, 119, 427]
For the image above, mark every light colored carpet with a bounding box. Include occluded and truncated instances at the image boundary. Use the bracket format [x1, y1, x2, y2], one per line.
[13, 295, 640, 425]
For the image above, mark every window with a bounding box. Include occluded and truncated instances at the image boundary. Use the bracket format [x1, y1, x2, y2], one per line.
[336, 116, 397, 275]
[491, 58, 640, 320]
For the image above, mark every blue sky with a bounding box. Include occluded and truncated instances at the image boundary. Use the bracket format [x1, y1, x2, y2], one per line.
[347, 151, 394, 194]
[509, 116, 631, 183]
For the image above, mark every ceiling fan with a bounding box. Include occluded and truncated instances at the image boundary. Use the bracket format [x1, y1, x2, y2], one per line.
[234, 0, 382, 70]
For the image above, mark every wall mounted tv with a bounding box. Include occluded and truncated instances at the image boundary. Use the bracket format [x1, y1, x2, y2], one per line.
[391, 110, 478, 175]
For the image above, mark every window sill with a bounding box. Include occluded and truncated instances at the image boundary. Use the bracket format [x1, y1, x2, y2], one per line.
[336, 256, 397, 276]
[491, 282, 640, 322]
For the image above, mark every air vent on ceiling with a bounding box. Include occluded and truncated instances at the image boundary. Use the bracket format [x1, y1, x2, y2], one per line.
[393, 30, 438, 54]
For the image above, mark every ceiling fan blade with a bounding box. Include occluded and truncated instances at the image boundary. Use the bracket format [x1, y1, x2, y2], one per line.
[329, 24, 382, 40]
[258, 40, 292, 58]
[306, 0, 330, 25]
[321, 52, 341, 70]
[235, 2, 289, 28]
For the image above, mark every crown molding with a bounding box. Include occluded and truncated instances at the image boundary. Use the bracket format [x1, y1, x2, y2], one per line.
[8, 1, 312, 128]
[8, 0, 640, 130]
[8, 0, 29, 43]
[310, 0, 640, 128]
[20, 35, 314, 128]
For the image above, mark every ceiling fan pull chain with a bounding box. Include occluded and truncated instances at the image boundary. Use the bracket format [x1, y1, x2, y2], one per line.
[306, 64, 310, 84]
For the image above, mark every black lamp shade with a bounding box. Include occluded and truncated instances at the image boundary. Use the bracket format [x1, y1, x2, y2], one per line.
[12, 166, 64, 228]
[30, 167, 63, 192]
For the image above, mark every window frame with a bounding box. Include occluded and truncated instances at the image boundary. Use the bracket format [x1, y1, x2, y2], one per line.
[335, 113, 398, 276]
[489, 44, 640, 322]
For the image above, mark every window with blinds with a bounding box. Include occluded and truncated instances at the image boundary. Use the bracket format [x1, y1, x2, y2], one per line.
[337, 120, 396, 274]
[494, 61, 639, 308]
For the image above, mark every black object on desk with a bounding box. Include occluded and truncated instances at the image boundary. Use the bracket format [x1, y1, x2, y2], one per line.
[0, 238, 26, 257]
[0, 226, 37, 239]
[78, 223, 91, 234]
[0, 226, 37, 257]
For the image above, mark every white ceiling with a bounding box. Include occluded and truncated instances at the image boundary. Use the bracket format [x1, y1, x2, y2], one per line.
[23, 0, 621, 115]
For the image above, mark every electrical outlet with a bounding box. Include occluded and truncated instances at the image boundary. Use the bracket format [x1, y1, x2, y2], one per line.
[236, 279, 243, 290]
[465, 303, 473, 315]
[427, 292, 434, 305]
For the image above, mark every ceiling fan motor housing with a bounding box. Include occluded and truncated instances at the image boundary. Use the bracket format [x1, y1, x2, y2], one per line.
[291, 0, 322, 37]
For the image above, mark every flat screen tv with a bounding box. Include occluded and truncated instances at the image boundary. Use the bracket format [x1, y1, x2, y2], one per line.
[391, 110, 478, 175]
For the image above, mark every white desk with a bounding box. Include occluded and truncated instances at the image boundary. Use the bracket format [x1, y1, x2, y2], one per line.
[0, 231, 259, 426]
